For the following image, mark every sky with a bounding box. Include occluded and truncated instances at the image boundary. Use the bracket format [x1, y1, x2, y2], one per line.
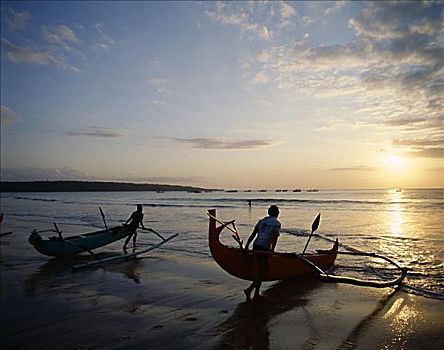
[1, 1, 443, 189]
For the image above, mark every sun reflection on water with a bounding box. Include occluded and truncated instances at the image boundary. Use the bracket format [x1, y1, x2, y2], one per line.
[389, 191, 404, 236]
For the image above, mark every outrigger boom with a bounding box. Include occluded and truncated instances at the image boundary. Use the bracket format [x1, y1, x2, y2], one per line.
[73, 233, 179, 270]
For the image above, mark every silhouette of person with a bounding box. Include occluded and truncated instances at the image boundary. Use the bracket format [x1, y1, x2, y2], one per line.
[244, 205, 281, 301]
[123, 204, 146, 250]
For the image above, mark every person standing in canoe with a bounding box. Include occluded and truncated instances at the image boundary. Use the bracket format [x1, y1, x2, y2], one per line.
[123, 204, 146, 250]
[244, 205, 281, 301]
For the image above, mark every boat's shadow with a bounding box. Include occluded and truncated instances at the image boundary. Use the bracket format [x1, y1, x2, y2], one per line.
[23, 252, 151, 295]
[214, 277, 320, 350]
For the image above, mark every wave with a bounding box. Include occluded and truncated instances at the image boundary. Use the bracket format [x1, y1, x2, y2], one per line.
[6, 194, 442, 213]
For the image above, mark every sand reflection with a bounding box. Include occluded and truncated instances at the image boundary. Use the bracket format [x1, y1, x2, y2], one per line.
[24, 254, 145, 296]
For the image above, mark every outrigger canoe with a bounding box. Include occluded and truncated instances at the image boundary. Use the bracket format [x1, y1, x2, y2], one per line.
[208, 209, 338, 281]
[29, 225, 134, 258]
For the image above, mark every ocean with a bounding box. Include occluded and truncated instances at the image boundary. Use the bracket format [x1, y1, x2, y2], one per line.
[1, 188, 443, 299]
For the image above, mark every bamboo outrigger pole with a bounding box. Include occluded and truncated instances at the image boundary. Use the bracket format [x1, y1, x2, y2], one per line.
[72, 233, 179, 270]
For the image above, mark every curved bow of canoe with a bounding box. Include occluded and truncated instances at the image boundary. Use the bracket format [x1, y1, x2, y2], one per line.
[208, 209, 338, 281]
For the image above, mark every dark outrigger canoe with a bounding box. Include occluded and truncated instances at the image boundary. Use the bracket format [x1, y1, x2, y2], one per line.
[208, 209, 338, 281]
[29, 225, 134, 257]
[208, 209, 407, 287]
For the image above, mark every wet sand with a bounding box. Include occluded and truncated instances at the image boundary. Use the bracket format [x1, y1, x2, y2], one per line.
[1, 220, 443, 350]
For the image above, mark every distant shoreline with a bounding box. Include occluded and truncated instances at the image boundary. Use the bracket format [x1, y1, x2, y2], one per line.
[0, 181, 221, 193]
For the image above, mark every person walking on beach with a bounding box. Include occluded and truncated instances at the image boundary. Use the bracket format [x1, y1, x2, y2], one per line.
[123, 204, 146, 250]
[244, 205, 281, 301]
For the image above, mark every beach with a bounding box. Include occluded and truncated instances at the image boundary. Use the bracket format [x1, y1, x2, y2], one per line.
[1, 218, 443, 350]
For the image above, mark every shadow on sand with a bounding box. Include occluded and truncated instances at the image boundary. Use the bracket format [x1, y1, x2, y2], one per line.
[23, 252, 154, 296]
[215, 276, 321, 350]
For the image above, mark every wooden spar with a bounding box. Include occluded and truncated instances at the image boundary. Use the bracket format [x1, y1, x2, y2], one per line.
[141, 227, 165, 241]
[319, 269, 407, 288]
[291, 250, 407, 288]
[72, 233, 179, 270]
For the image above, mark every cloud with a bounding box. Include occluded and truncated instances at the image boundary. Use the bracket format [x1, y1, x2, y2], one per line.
[205, 2, 277, 41]
[0, 167, 206, 184]
[329, 166, 377, 172]
[410, 148, 444, 159]
[257, 49, 272, 63]
[170, 137, 271, 149]
[393, 136, 444, 159]
[121, 175, 205, 185]
[67, 127, 125, 138]
[254, 71, 269, 84]
[5, 8, 32, 31]
[0, 167, 94, 181]
[324, 1, 347, 16]
[280, 2, 297, 19]
[0, 106, 22, 126]
[222, 1, 443, 153]
[393, 138, 444, 148]
[1, 38, 82, 73]
[149, 78, 168, 86]
[94, 23, 115, 50]
[42, 25, 80, 52]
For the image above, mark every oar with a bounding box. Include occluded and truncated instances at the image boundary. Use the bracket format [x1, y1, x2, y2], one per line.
[99, 207, 108, 231]
[302, 213, 321, 255]
[142, 227, 166, 241]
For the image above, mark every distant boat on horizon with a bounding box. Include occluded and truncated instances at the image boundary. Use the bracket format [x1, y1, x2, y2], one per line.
[307, 188, 319, 192]
[293, 189, 302, 192]
[225, 190, 238, 193]
[396, 188, 402, 192]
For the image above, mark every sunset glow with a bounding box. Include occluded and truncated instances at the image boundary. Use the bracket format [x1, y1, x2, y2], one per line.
[385, 155, 407, 170]
[1, 1, 443, 189]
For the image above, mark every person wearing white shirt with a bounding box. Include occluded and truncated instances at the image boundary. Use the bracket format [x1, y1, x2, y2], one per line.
[244, 205, 281, 301]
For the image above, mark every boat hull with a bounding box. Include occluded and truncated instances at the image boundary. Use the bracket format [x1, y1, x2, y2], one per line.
[208, 209, 338, 281]
[29, 225, 134, 257]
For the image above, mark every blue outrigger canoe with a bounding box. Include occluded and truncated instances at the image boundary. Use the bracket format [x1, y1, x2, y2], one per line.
[29, 225, 135, 258]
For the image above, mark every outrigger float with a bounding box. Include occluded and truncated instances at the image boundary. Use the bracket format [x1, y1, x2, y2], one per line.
[208, 209, 407, 288]
[28, 207, 178, 269]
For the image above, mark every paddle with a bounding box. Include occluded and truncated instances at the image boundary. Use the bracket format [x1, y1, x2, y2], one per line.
[302, 213, 321, 255]
[99, 207, 108, 231]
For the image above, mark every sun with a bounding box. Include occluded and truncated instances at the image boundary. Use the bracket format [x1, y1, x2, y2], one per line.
[385, 155, 406, 170]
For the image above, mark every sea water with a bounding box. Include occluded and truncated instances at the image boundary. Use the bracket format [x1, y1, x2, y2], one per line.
[1, 188, 443, 299]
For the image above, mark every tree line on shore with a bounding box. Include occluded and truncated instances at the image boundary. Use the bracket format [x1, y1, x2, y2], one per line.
[0, 181, 220, 193]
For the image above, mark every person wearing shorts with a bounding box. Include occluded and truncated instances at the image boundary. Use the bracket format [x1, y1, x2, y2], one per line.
[243, 205, 281, 301]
